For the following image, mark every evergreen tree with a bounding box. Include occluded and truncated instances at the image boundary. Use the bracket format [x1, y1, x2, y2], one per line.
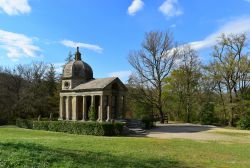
[65, 51, 73, 63]
[45, 64, 57, 96]
[89, 105, 96, 121]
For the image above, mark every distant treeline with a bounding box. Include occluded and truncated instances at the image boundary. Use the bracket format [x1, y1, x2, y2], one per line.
[126, 31, 250, 129]
[0, 62, 60, 125]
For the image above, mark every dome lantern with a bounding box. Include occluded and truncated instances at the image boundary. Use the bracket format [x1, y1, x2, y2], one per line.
[75, 46, 82, 61]
[62, 47, 93, 89]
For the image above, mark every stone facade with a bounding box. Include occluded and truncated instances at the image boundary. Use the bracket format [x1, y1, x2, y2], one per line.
[59, 47, 127, 122]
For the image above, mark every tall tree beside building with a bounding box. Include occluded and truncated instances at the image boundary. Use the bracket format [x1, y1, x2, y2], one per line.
[128, 31, 179, 123]
[163, 46, 201, 122]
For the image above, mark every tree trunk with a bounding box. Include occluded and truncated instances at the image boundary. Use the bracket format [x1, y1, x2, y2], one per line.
[159, 107, 165, 124]
[218, 83, 227, 124]
[186, 105, 190, 123]
[228, 90, 234, 126]
[186, 96, 191, 123]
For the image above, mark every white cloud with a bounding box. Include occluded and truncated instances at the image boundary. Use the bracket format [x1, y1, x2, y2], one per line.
[0, 0, 31, 15]
[0, 29, 41, 60]
[128, 0, 144, 16]
[170, 24, 176, 28]
[108, 70, 132, 81]
[61, 40, 103, 53]
[189, 17, 250, 50]
[245, 0, 250, 2]
[159, 0, 183, 18]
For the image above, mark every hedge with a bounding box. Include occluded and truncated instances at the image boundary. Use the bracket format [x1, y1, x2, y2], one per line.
[16, 118, 33, 129]
[16, 119, 125, 136]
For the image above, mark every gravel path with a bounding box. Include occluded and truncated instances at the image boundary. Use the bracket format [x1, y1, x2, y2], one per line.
[146, 123, 250, 142]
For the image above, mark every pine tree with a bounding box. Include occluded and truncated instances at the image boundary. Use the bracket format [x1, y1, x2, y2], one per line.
[65, 51, 73, 63]
[45, 64, 57, 96]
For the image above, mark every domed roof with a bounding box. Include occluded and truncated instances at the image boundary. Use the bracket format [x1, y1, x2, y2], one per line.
[62, 47, 93, 81]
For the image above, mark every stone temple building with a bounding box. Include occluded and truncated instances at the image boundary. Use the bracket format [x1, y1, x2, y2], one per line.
[59, 47, 127, 122]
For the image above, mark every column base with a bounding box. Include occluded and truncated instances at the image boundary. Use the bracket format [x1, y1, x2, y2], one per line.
[98, 119, 104, 122]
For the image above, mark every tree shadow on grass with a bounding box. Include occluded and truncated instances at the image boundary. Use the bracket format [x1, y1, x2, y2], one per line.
[0, 142, 192, 168]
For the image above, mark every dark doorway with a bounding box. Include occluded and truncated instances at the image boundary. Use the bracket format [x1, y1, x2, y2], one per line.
[77, 96, 83, 120]
[62, 97, 66, 119]
[86, 96, 91, 120]
[112, 96, 117, 118]
[94, 96, 100, 119]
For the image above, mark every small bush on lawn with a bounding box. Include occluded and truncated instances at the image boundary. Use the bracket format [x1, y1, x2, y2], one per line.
[16, 119, 125, 136]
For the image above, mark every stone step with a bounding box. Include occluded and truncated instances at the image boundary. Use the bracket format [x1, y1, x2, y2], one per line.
[127, 125, 143, 129]
[126, 120, 144, 129]
[129, 128, 147, 135]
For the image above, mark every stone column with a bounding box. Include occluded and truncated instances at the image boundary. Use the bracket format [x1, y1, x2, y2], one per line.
[98, 95, 103, 122]
[66, 96, 72, 120]
[59, 96, 64, 120]
[106, 106, 111, 122]
[91, 95, 95, 107]
[82, 96, 87, 121]
[91, 95, 96, 121]
[106, 95, 112, 122]
[71, 96, 78, 121]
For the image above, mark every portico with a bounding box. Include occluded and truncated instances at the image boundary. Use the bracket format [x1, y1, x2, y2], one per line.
[59, 47, 127, 122]
[59, 91, 126, 122]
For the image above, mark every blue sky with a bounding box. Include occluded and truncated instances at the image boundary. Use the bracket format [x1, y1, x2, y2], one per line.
[0, 0, 250, 82]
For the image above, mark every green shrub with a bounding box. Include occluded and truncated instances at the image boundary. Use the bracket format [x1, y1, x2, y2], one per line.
[16, 119, 125, 136]
[236, 101, 250, 130]
[141, 116, 154, 129]
[237, 117, 250, 130]
[89, 105, 96, 121]
[16, 118, 33, 129]
[113, 122, 125, 135]
[237, 110, 250, 130]
[33, 121, 49, 130]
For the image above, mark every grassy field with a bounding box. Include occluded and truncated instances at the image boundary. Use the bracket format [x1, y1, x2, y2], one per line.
[0, 126, 250, 168]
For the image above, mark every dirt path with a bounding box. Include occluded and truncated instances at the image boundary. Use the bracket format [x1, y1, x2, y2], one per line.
[146, 123, 250, 142]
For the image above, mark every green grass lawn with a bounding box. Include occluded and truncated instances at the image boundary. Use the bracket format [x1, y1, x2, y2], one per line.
[0, 126, 250, 168]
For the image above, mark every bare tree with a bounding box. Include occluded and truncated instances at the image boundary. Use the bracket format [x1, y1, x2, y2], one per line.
[128, 31, 179, 123]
